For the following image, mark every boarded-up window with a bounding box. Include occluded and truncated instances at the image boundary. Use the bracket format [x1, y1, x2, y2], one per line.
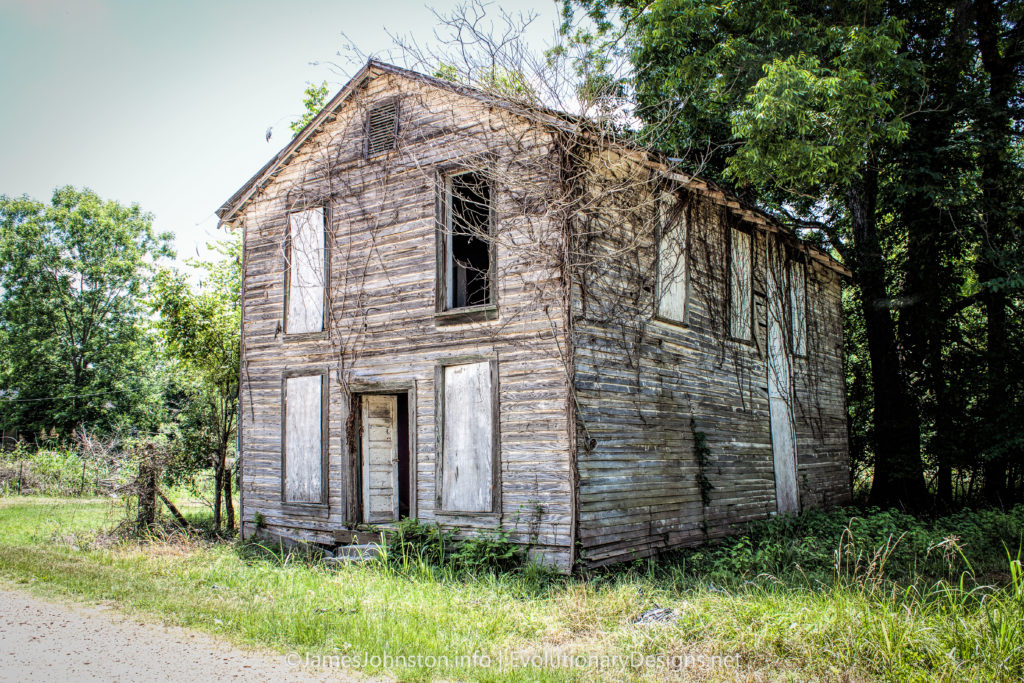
[656, 196, 687, 323]
[286, 207, 325, 334]
[789, 261, 807, 355]
[440, 361, 495, 512]
[441, 171, 493, 310]
[365, 100, 398, 157]
[729, 228, 752, 340]
[283, 373, 324, 504]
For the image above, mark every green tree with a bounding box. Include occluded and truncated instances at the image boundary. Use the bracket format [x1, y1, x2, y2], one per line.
[152, 238, 241, 531]
[972, 0, 1024, 505]
[0, 187, 172, 438]
[565, 0, 931, 507]
[290, 81, 330, 137]
[565, 0, 1024, 507]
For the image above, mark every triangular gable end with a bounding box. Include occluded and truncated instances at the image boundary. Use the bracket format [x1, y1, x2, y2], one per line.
[216, 59, 571, 226]
[216, 60, 378, 225]
[216, 60, 850, 278]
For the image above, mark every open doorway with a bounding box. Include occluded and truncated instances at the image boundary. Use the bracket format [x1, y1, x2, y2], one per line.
[358, 392, 411, 523]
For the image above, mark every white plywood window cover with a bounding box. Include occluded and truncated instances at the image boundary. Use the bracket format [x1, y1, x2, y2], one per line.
[790, 261, 807, 356]
[284, 374, 323, 503]
[730, 228, 752, 341]
[287, 208, 325, 334]
[442, 361, 493, 512]
[656, 196, 687, 322]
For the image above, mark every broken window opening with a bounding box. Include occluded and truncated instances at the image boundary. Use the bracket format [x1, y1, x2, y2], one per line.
[444, 171, 492, 310]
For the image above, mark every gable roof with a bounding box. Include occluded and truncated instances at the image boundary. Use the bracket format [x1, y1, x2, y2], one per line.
[216, 59, 571, 225]
[216, 59, 850, 277]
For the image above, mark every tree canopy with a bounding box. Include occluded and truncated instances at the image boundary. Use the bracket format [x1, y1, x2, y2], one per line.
[563, 0, 1024, 507]
[0, 187, 173, 437]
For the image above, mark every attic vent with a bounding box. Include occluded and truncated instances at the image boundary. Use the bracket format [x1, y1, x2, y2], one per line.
[365, 100, 398, 157]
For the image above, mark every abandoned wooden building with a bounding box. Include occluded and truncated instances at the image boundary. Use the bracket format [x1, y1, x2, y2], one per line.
[217, 59, 851, 570]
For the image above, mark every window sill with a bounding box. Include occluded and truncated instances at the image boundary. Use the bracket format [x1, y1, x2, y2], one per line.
[434, 305, 498, 325]
[652, 314, 689, 330]
[280, 501, 330, 518]
[283, 331, 328, 342]
[434, 509, 501, 518]
[729, 335, 758, 349]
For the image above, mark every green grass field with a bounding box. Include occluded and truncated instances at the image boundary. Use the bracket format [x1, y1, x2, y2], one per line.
[1, 496, 1021, 681]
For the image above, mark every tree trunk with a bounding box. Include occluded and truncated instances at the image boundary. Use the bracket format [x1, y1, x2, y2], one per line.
[981, 289, 1009, 504]
[137, 445, 158, 531]
[223, 463, 235, 532]
[212, 459, 223, 530]
[158, 490, 191, 529]
[974, 0, 1016, 506]
[846, 168, 927, 509]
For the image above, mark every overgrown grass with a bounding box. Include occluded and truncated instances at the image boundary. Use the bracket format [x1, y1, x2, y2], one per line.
[663, 505, 1024, 586]
[1, 497, 1022, 681]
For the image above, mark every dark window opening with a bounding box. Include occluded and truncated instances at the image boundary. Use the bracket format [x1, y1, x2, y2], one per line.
[446, 172, 492, 309]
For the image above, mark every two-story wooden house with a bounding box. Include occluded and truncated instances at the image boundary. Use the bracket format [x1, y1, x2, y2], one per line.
[217, 59, 851, 570]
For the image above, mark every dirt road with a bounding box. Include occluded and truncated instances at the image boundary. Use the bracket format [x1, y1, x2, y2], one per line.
[0, 586, 359, 682]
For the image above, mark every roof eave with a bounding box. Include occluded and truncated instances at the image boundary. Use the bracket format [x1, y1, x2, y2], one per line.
[216, 60, 379, 225]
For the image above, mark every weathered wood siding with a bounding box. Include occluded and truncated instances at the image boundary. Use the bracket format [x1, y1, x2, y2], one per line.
[569, 157, 850, 567]
[235, 71, 574, 568]
[791, 257, 849, 508]
[230, 61, 849, 571]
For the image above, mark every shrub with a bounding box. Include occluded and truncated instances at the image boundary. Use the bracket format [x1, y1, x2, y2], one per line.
[0, 444, 115, 497]
[379, 518, 525, 575]
[450, 528, 524, 574]
[387, 517, 453, 567]
[661, 505, 1024, 587]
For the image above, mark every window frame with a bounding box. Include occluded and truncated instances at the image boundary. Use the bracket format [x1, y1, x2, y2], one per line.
[433, 354, 501, 516]
[282, 202, 329, 339]
[434, 169, 498, 324]
[727, 224, 755, 343]
[280, 367, 330, 510]
[654, 192, 690, 327]
[788, 257, 808, 357]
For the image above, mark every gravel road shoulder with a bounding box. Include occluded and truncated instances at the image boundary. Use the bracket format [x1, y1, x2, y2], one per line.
[0, 585, 364, 682]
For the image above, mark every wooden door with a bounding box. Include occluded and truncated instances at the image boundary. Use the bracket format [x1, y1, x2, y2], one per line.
[767, 242, 800, 514]
[361, 395, 399, 522]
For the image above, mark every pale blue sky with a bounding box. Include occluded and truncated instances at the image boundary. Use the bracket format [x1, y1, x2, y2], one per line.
[0, 0, 560, 262]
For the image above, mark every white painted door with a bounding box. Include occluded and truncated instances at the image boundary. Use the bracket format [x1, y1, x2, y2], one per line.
[767, 241, 800, 514]
[361, 395, 399, 522]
